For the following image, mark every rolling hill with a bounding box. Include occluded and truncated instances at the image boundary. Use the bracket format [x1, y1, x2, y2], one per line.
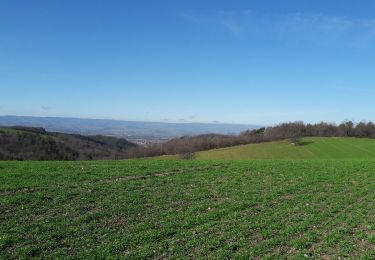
[0, 126, 136, 160]
[157, 137, 375, 160]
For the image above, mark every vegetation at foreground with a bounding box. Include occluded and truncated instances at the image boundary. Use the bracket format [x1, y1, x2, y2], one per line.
[126, 120, 375, 158]
[1, 160, 375, 258]
[0, 126, 136, 160]
[158, 137, 375, 160]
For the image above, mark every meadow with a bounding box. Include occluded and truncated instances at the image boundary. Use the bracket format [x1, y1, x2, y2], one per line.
[1, 158, 375, 258]
[157, 137, 375, 160]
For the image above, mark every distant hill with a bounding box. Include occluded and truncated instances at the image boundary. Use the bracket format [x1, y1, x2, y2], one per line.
[0, 126, 136, 160]
[0, 116, 260, 139]
[157, 137, 375, 160]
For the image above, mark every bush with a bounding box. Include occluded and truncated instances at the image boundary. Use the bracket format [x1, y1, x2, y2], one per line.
[290, 137, 302, 146]
[179, 152, 196, 160]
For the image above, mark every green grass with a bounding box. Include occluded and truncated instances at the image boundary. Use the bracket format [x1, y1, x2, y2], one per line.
[0, 127, 20, 133]
[157, 137, 375, 160]
[1, 159, 375, 258]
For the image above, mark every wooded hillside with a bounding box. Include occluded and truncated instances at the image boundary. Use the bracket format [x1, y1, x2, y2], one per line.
[0, 126, 136, 160]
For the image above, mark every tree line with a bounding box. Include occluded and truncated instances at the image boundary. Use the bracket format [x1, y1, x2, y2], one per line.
[3, 121, 375, 160]
[124, 121, 375, 158]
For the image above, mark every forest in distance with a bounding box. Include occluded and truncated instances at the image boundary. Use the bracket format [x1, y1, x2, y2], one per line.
[2, 120, 375, 160]
[126, 120, 375, 158]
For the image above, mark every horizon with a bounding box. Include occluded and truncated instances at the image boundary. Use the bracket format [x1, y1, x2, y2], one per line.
[1, 114, 371, 128]
[2, 0, 375, 125]
[0, 114, 261, 126]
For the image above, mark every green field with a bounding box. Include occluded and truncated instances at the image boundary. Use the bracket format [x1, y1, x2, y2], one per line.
[1, 159, 375, 258]
[157, 137, 375, 160]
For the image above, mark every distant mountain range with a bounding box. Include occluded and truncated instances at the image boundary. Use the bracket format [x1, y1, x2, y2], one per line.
[0, 116, 260, 139]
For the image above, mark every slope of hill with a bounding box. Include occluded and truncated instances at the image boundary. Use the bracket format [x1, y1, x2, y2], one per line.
[0, 127, 136, 160]
[157, 137, 375, 160]
[0, 116, 260, 138]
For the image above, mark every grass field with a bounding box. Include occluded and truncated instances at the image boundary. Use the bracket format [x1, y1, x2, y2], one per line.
[1, 159, 375, 258]
[157, 137, 375, 160]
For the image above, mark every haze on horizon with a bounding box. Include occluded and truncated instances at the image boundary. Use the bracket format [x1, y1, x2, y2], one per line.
[1, 0, 375, 125]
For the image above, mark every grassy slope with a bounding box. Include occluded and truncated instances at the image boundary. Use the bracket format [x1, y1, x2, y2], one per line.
[157, 137, 375, 160]
[1, 160, 375, 258]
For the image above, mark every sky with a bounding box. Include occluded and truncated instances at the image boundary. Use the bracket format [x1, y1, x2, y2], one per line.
[1, 0, 375, 125]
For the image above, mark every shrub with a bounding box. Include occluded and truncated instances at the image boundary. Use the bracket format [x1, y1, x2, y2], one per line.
[290, 137, 302, 146]
[179, 152, 196, 160]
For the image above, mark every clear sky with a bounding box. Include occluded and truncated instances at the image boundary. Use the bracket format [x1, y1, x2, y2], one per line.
[1, 0, 375, 125]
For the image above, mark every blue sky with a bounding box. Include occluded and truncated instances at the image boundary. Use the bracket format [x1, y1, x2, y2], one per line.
[1, 0, 375, 125]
